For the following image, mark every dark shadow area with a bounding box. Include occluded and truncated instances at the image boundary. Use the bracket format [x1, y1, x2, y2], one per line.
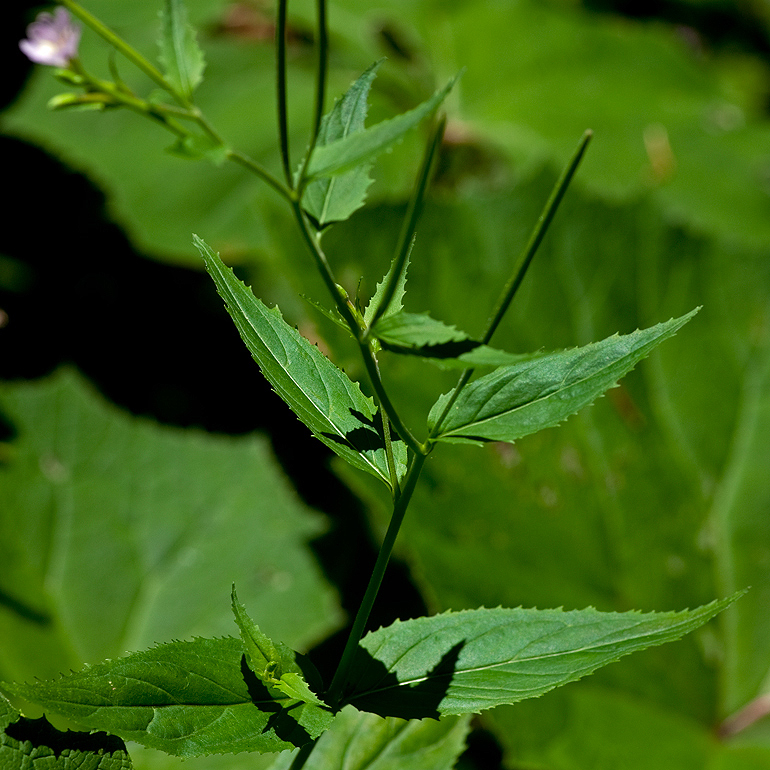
[344, 641, 464, 720]
[0, 589, 50, 625]
[582, 0, 770, 64]
[240, 656, 316, 747]
[381, 338, 482, 359]
[4, 714, 128, 758]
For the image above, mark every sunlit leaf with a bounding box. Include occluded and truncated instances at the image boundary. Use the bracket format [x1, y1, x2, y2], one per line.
[306, 76, 459, 179]
[428, 311, 698, 443]
[302, 62, 382, 226]
[2, 637, 334, 757]
[270, 705, 471, 770]
[196, 236, 407, 489]
[344, 597, 739, 719]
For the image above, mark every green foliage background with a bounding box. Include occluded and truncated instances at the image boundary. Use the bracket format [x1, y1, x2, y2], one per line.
[2, 0, 770, 767]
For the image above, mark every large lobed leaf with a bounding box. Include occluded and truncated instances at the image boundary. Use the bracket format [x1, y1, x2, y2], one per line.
[343, 598, 738, 719]
[2, 637, 333, 758]
[1, 693, 132, 770]
[195, 235, 406, 489]
[269, 706, 471, 770]
[428, 310, 698, 443]
[0, 369, 340, 685]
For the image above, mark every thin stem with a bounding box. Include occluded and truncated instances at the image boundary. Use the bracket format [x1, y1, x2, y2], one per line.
[428, 129, 592, 439]
[227, 149, 295, 202]
[482, 129, 592, 345]
[368, 116, 446, 331]
[326, 451, 428, 709]
[59, 0, 185, 105]
[295, 0, 329, 186]
[360, 344, 424, 456]
[291, 201, 359, 332]
[276, 0, 292, 187]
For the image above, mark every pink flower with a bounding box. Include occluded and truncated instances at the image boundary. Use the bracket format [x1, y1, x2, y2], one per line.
[20, 8, 81, 68]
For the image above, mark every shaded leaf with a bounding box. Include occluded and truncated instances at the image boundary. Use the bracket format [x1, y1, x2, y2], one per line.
[373, 310, 535, 368]
[0, 693, 132, 770]
[2, 637, 333, 757]
[302, 62, 382, 226]
[269, 705, 471, 770]
[428, 310, 698, 443]
[195, 236, 406, 489]
[158, 0, 205, 99]
[344, 597, 739, 719]
[306, 76, 459, 179]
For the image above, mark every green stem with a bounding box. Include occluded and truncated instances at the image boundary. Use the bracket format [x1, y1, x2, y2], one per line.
[482, 129, 592, 345]
[295, 0, 329, 187]
[428, 129, 592, 439]
[326, 450, 428, 709]
[360, 344, 424, 456]
[227, 149, 294, 202]
[58, 0, 186, 105]
[368, 116, 446, 331]
[276, 0, 292, 186]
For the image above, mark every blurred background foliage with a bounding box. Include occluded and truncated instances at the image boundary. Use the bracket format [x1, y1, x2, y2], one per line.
[2, 0, 770, 768]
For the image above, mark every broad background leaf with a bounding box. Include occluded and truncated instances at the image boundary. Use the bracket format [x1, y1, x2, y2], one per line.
[269, 706, 470, 770]
[0, 370, 341, 684]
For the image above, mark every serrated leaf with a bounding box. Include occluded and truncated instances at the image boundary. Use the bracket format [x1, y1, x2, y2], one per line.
[269, 705, 471, 770]
[195, 236, 406, 489]
[1, 693, 133, 770]
[231, 586, 326, 708]
[2, 637, 334, 757]
[158, 0, 205, 99]
[428, 310, 698, 443]
[343, 596, 740, 719]
[306, 75, 459, 179]
[231, 585, 281, 680]
[301, 62, 382, 226]
[363, 247, 412, 327]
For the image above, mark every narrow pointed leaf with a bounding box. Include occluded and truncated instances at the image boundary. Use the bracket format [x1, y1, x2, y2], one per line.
[2, 637, 334, 757]
[302, 294, 352, 335]
[429, 310, 698, 443]
[344, 595, 741, 719]
[306, 76, 459, 179]
[364, 248, 412, 326]
[195, 236, 406, 489]
[1, 694, 132, 770]
[158, 0, 205, 99]
[302, 62, 382, 226]
[231, 585, 281, 680]
[231, 586, 327, 708]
